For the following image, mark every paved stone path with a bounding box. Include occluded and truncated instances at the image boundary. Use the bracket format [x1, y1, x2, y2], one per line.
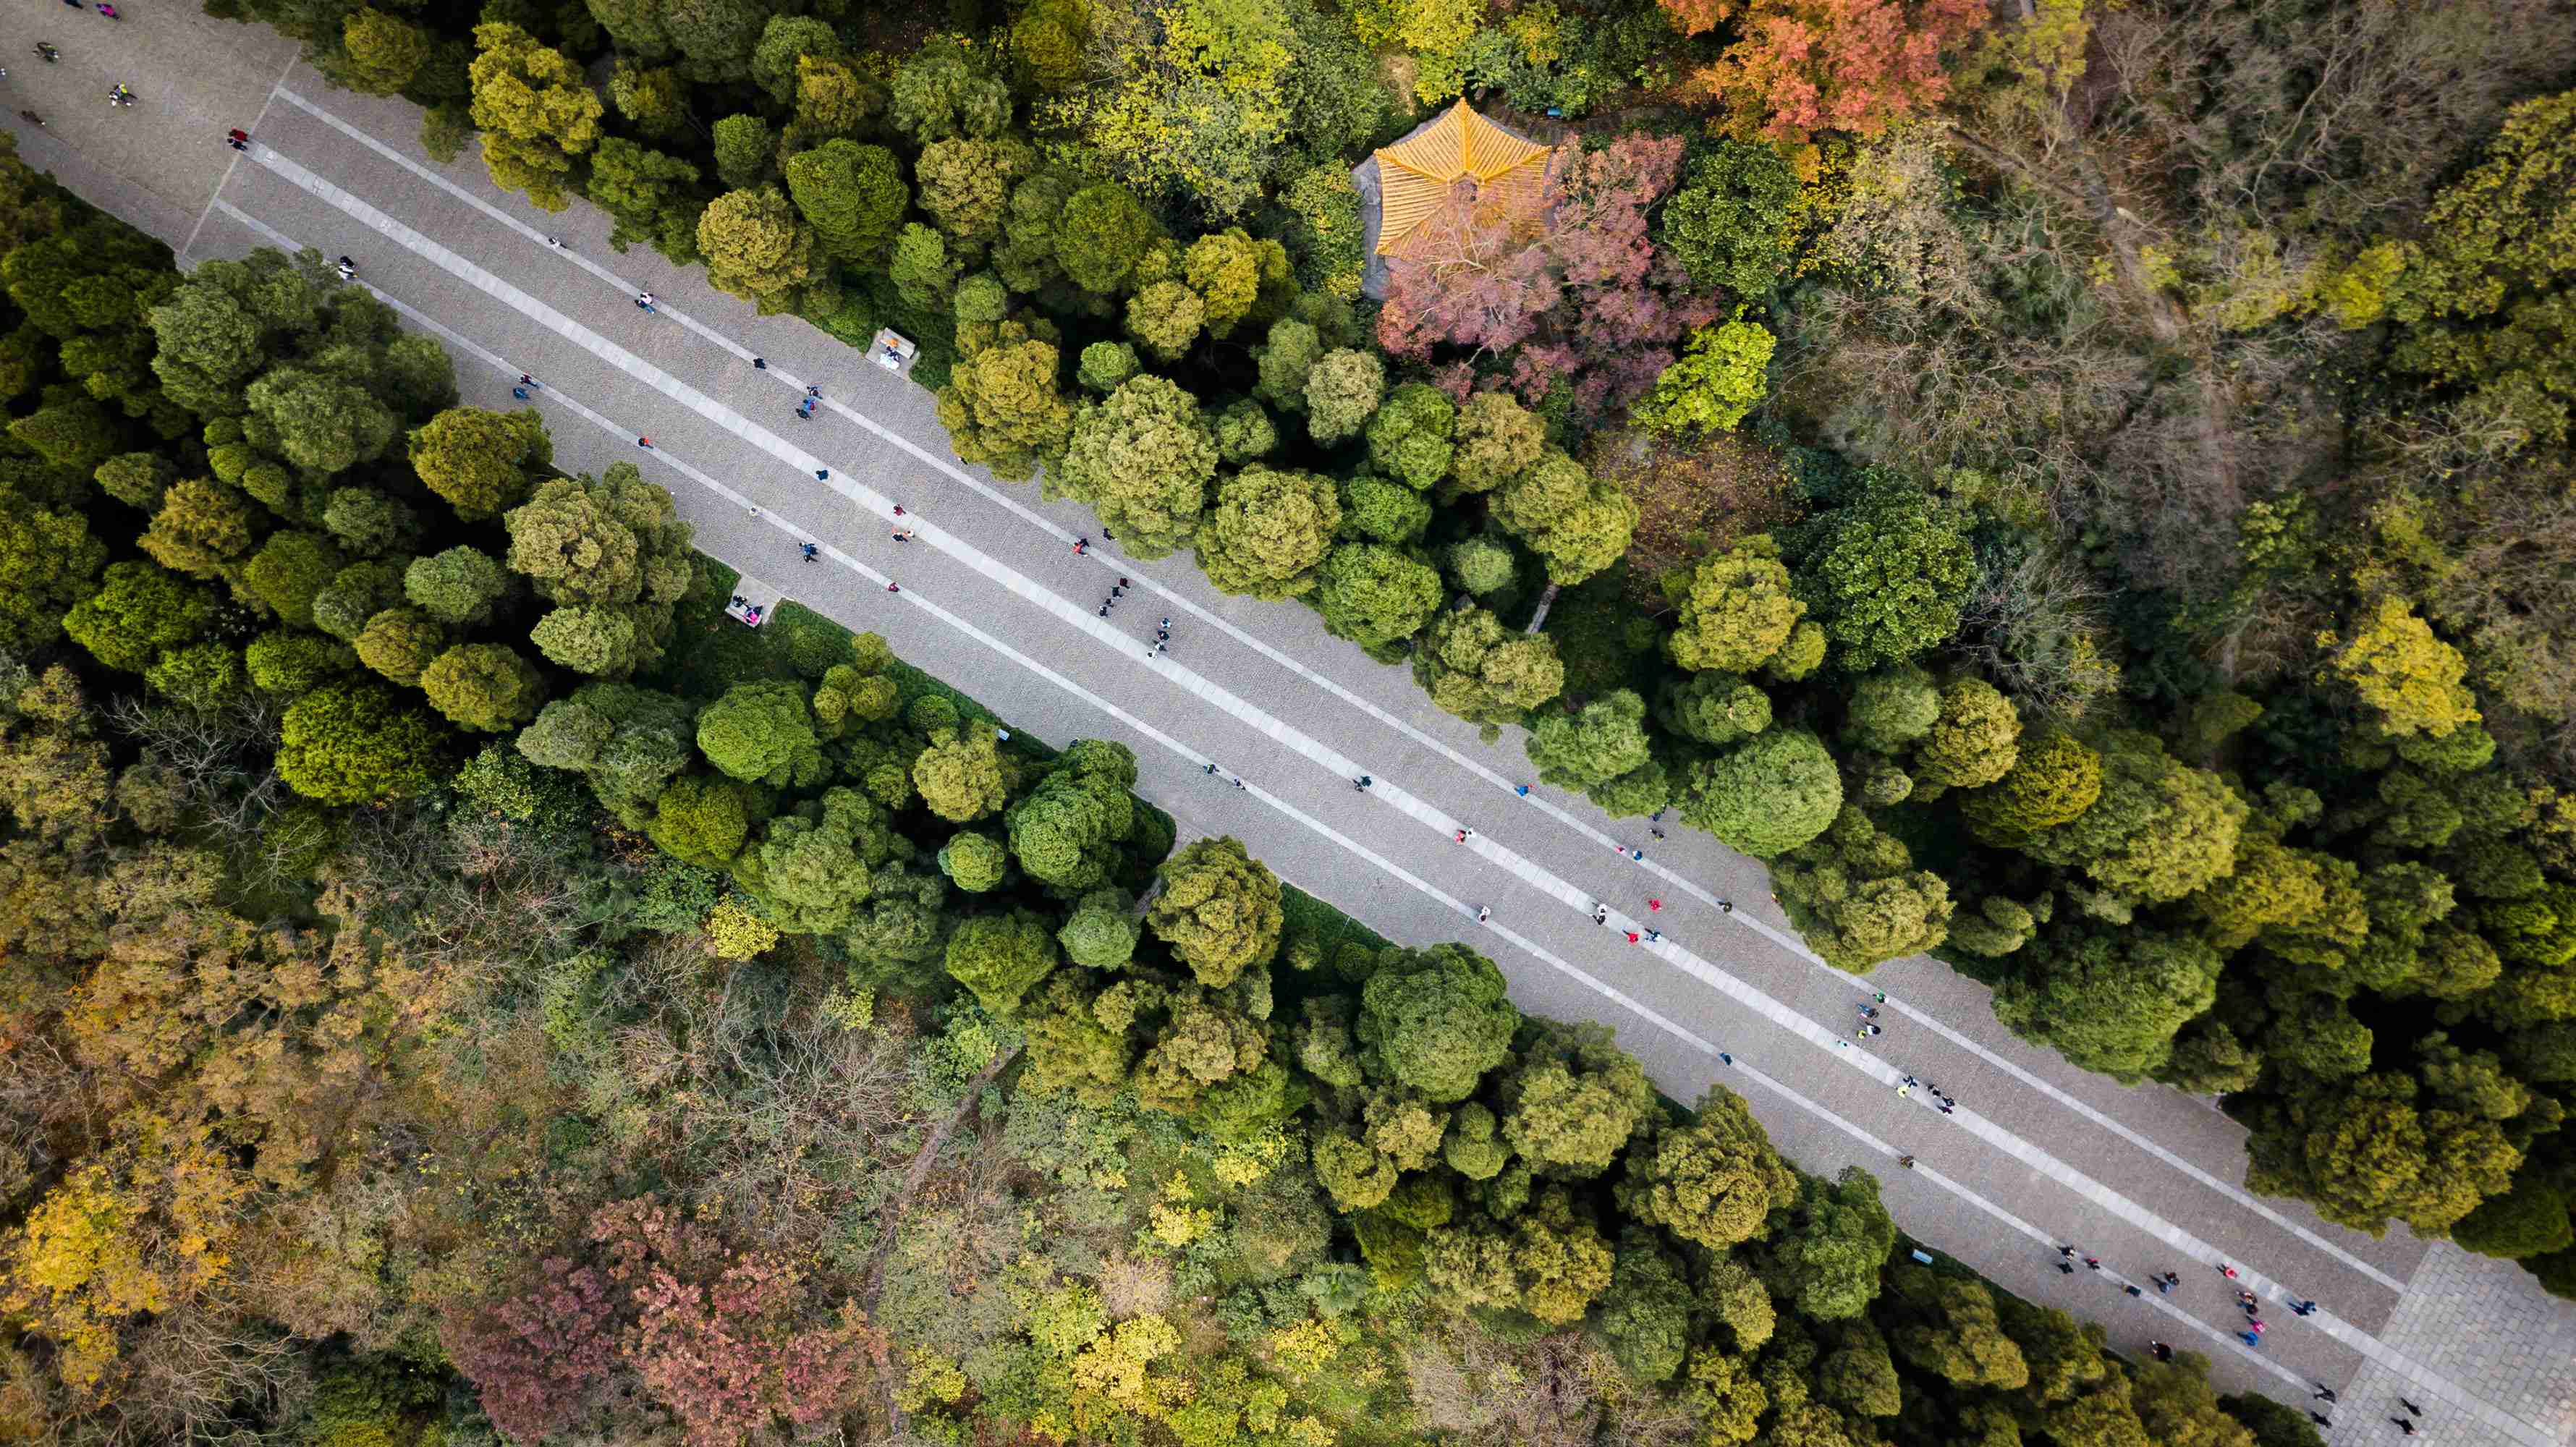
[8, 22, 2575, 1438]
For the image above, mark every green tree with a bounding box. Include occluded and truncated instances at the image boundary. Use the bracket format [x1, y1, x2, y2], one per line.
[1526, 689, 1653, 793]
[645, 775, 751, 867]
[529, 604, 655, 676]
[609, 59, 690, 140]
[418, 643, 546, 732]
[588, 139, 707, 264]
[1424, 1186, 1613, 1325]
[355, 608, 446, 687]
[2242, 1072, 2521, 1236]
[276, 680, 449, 804]
[93, 452, 175, 512]
[1253, 318, 1323, 413]
[1059, 888, 1142, 969]
[404, 546, 512, 627]
[748, 14, 843, 108]
[1339, 474, 1431, 544]
[711, 113, 776, 190]
[1147, 836, 1284, 988]
[1668, 537, 1804, 673]
[1635, 321, 1775, 436]
[1683, 729, 1842, 857]
[518, 682, 698, 826]
[2016, 731, 2246, 907]
[940, 831, 1009, 893]
[311, 560, 407, 642]
[321, 486, 421, 557]
[698, 185, 816, 313]
[1196, 464, 1339, 601]
[245, 366, 401, 477]
[1212, 396, 1276, 462]
[889, 39, 1012, 144]
[914, 729, 1009, 821]
[1493, 451, 1637, 587]
[1415, 607, 1563, 735]
[0, 501, 105, 648]
[467, 22, 603, 211]
[1365, 382, 1457, 491]
[245, 631, 353, 695]
[1661, 140, 1800, 294]
[1880, 1262, 2028, 1389]
[1796, 472, 1974, 671]
[145, 642, 248, 712]
[1914, 676, 2020, 789]
[1056, 377, 1219, 559]
[410, 406, 550, 520]
[1618, 1086, 1798, 1249]
[1773, 806, 1954, 973]
[1356, 943, 1520, 1102]
[8, 399, 120, 476]
[1993, 925, 2223, 1082]
[336, 7, 433, 94]
[696, 679, 826, 789]
[946, 909, 1061, 1014]
[1659, 671, 1773, 746]
[1842, 666, 1939, 753]
[1756, 1166, 1896, 1321]
[1126, 280, 1207, 362]
[1077, 341, 1141, 395]
[889, 222, 960, 311]
[1494, 1020, 1655, 1178]
[734, 791, 883, 935]
[1303, 348, 1384, 444]
[784, 140, 908, 264]
[2452, 1178, 2575, 1260]
[936, 339, 1072, 483]
[1962, 724, 2101, 843]
[504, 464, 694, 609]
[139, 478, 262, 584]
[241, 530, 344, 629]
[1006, 740, 1138, 891]
[1315, 543, 1441, 653]
[63, 562, 217, 674]
[1058, 182, 1159, 296]
[1447, 391, 1548, 496]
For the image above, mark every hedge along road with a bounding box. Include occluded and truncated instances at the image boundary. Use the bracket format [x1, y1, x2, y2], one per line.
[137, 58, 2556, 1435]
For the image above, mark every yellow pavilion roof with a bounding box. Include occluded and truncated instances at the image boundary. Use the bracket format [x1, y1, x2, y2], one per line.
[1371, 101, 1556, 257]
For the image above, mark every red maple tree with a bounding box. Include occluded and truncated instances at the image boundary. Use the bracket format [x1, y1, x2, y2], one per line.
[1661, 0, 1989, 142]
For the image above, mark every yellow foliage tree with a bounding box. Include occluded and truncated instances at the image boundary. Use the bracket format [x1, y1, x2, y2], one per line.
[2321, 596, 2481, 739]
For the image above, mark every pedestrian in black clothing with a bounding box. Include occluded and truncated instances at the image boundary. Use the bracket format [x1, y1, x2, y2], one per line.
[2314, 1386, 2338, 1403]
[2391, 1420, 2415, 1436]
[1938, 1100, 1956, 1116]
[1230, 778, 1245, 789]
[2083, 1257, 2101, 1270]
[805, 384, 821, 399]
[2164, 1272, 2183, 1286]
[2154, 1277, 2172, 1294]
[2399, 1399, 2420, 1417]
[2290, 1300, 2317, 1315]
[2123, 1285, 2142, 1297]
[2148, 1341, 2173, 1362]
[2059, 1247, 2078, 1259]
[1354, 776, 1371, 791]
[2056, 1262, 2074, 1275]
[1203, 763, 1218, 776]
[1719, 899, 1734, 912]
[518, 373, 540, 390]
[753, 357, 766, 368]
[1111, 585, 1124, 598]
[1098, 604, 1109, 616]
[2310, 1413, 2331, 1427]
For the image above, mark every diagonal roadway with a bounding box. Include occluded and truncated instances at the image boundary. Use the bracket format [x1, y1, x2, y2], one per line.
[15, 38, 2572, 1438]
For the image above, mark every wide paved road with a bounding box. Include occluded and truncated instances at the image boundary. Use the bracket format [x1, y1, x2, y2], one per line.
[7, 25, 2571, 1443]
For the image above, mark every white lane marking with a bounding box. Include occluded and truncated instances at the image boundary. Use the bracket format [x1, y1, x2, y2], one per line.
[273, 84, 2415, 1296]
[208, 188, 2535, 1438]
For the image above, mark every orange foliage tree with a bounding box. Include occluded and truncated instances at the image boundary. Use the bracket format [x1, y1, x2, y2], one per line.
[1663, 0, 1989, 142]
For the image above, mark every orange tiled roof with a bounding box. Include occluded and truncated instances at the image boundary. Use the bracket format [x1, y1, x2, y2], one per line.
[1373, 101, 1555, 257]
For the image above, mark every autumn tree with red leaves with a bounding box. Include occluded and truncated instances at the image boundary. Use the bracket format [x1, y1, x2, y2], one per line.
[1662, 0, 1989, 143]
[1377, 135, 1720, 426]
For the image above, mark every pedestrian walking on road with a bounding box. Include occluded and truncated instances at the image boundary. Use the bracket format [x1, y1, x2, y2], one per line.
[1719, 899, 1734, 913]
[1863, 1023, 1883, 1037]
[805, 384, 821, 399]
[1938, 1100, 1956, 1115]
[2290, 1299, 2317, 1316]
[885, 582, 899, 593]
[1073, 537, 1089, 555]
[1111, 585, 1124, 598]
[1859, 1004, 1881, 1019]
[894, 505, 907, 517]
[545, 236, 564, 248]
[636, 292, 656, 312]
[1895, 1084, 1910, 1099]
[1476, 905, 1490, 923]
[2154, 1276, 2173, 1294]
[1624, 930, 1640, 943]
[1514, 784, 1530, 797]
[2390, 1420, 2414, 1436]
[1458, 828, 1475, 842]
[1904, 1075, 1920, 1088]
[2310, 1413, 2331, 1427]
[2056, 1261, 2074, 1275]
[1354, 776, 1371, 791]
[2123, 1285, 2142, 1297]
[1645, 928, 1661, 941]
[2314, 1386, 2339, 1404]
[1650, 828, 1665, 840]
[2247, 1319, 2265, 1335]
[2399, 1399, 2420, 1417]
[335, 255, 356, 280]
[747, 506, 760, 519]
[2235, 1290, 2256, 1309]
[1098, 604, 1110, 617]
[226, 133, 247, 150]
[518, 373, 539, 390]
[2237, 1331, 2260, 1347]
[18, 111, 44, 127]
[1203, 763, 1218, 776]
[800, 543, 817, 563]
[891, 529, 914, 542]
[752, 357, 766, 368]
[2163, 1271, 2183, 1287]
[1230, 777, 1245, 790]
[96, 4, 120, 19]
[226, 126, 250, 144]
[2059, 1247, 2077, 1259]
[512, 386, 529, 400]
[637, 436, 653, 449]
[815, 470, 829, 480]
[1101, 527, 1114, 540]
[2148, 1341, 2172, 1362]
[2218, 1263, 2238, 1279]
[1648, 898, 1662, 912]
[1159, 616, 1171, 629]
[1591, 904, 1609, 925]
